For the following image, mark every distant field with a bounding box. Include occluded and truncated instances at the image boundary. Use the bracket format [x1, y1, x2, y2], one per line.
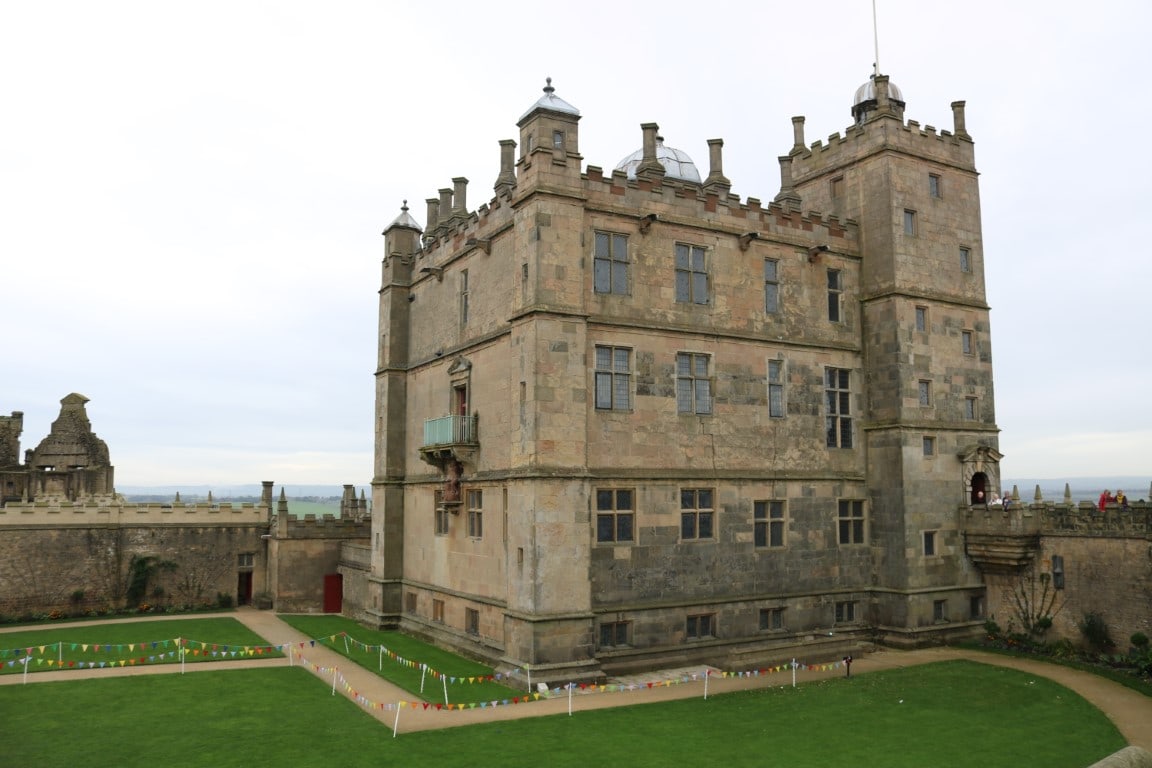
[281, 499, 342, 517]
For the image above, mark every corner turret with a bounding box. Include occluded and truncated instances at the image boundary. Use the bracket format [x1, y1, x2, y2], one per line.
[517, 78, 582, 182]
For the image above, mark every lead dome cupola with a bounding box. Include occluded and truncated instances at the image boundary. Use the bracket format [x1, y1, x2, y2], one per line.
[519, 77, 580, 121]
[851, 74, 905, 124]
[614, 137, 701, 183]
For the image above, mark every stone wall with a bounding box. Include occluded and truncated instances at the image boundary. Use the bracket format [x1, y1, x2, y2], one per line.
[0, 521, 268, 615]
[971, 501, 1152, 648]
[270, 514, 370, 613]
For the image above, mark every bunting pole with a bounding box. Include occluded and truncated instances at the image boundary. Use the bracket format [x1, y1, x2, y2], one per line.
[791, 658, 798, 688]
[442, 674, 449, 706]
[392, 702, 401, 738]
[379, 646, 383, 672]
[22, 656, 29, 685]
[58, 642, 62, 666]
[526, 664, 531, 693]
[343, 634, 349, 654]
[331, 667, 338, 696]
[180, 645, 186, 675]
[419, 663, 426, 693]
[567, 682, 574, 716]
[704, 669, 709, 700]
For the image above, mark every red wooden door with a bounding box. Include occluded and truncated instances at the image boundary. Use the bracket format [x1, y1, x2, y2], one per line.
[322, 574, 343, 613]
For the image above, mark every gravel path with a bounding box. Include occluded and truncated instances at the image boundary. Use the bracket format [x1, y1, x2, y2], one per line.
[4, 608, 1150, 746]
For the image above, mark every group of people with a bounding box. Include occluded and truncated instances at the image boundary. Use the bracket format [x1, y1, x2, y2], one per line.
[1098, 489, 1129, 511]
[977, 490, 1011, 509]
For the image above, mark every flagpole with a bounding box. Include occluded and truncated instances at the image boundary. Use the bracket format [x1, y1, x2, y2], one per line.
[791, 658, 797, 688]
[58, 642, 62, 666]
[379, 647, 383, 672]
[442, 674, 449, 706]
[392, 702, 401, 738]
[331, 667, 338, 696]
[567, 682, 573, 716]
[704, 669, 709, 700]
[22, 656, 29, 685]
[419, 663, 426, 693]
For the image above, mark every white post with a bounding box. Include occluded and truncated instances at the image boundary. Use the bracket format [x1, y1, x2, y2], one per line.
[419, 664, 427, 693]
[22, 656, 29, 685]
[331, 667, 338, 696]
[442, 674, 449, 706]
[704, 669, 710, 700]
[567, 683, 573, 716]
[58, 642, 62, 666]
[791, 658, 798, 688]
[379, 647, 383, 672]
[343, 634, 349, 654]
[527, 664, 531, 693]
[180, 646, 186, 675]
[392, 703, 401, 738]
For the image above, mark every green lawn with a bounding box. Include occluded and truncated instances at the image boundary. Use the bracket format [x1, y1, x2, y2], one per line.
[0, 660, 1126, 768]
[0, 617, 281, 675]
[278, 613, 521, 703]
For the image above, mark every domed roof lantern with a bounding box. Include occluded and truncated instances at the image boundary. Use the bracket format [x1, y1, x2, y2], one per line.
[851, 73, 905, 125]
[382, 200, 421, 235]
[614, 136, 702, 183]
[519, 77, 580, 122]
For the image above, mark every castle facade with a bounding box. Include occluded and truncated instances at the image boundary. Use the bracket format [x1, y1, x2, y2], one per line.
[363, 74, 1000, 679]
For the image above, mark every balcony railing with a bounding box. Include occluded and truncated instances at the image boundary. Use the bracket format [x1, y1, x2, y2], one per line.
[422, 415, 478, 447]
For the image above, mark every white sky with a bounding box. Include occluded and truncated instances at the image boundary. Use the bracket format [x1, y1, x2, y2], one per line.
[3, 0, 1149, 488]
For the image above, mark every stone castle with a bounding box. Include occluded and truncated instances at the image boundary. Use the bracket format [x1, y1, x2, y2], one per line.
[357, 73, 1007, 681]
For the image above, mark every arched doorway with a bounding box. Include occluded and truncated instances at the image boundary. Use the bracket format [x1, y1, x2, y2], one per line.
[970, 472, 988, 505]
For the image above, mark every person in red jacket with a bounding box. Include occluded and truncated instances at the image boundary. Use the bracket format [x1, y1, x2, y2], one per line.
[1098, 489, 1114, 512]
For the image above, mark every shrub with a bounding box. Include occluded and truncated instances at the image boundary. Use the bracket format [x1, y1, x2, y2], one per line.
[983, 618, 1002, 637]
[1131, 632, 1149, 650]
[1079, 612, 1114, 652]
[215, 592, 235, 609]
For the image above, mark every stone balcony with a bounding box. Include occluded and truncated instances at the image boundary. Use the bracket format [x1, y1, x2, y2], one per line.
[418, 414, 479, 470]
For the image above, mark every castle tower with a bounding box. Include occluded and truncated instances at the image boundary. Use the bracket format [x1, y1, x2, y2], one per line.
[371, 201, 422, 621]
[790, 74, 996, 634]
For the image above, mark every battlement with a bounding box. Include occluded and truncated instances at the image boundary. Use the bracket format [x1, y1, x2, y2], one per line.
[277, 513, 371, 539]
[961, 500, 1152, 539]
[790, 108, 975, 184]
[0, 498, 271, 527]
[405, 157, 857, 276]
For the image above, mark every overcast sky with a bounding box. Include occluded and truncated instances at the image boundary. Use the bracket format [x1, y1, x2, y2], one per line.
[3, 0, 1149, 490]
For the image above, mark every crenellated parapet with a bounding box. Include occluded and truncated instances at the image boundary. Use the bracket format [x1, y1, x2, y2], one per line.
[405, 156, 858, 283]
[790, 109, 975, 186]
[0, 498, 272, 527]
[960, 499, 1152, 576]
[962, 500, 1152, 537]
[280, 513, 371, 538]
[580, 165, 858, 248]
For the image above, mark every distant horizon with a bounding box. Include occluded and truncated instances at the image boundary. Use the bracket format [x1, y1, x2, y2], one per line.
[112, 476, 1150, 497]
